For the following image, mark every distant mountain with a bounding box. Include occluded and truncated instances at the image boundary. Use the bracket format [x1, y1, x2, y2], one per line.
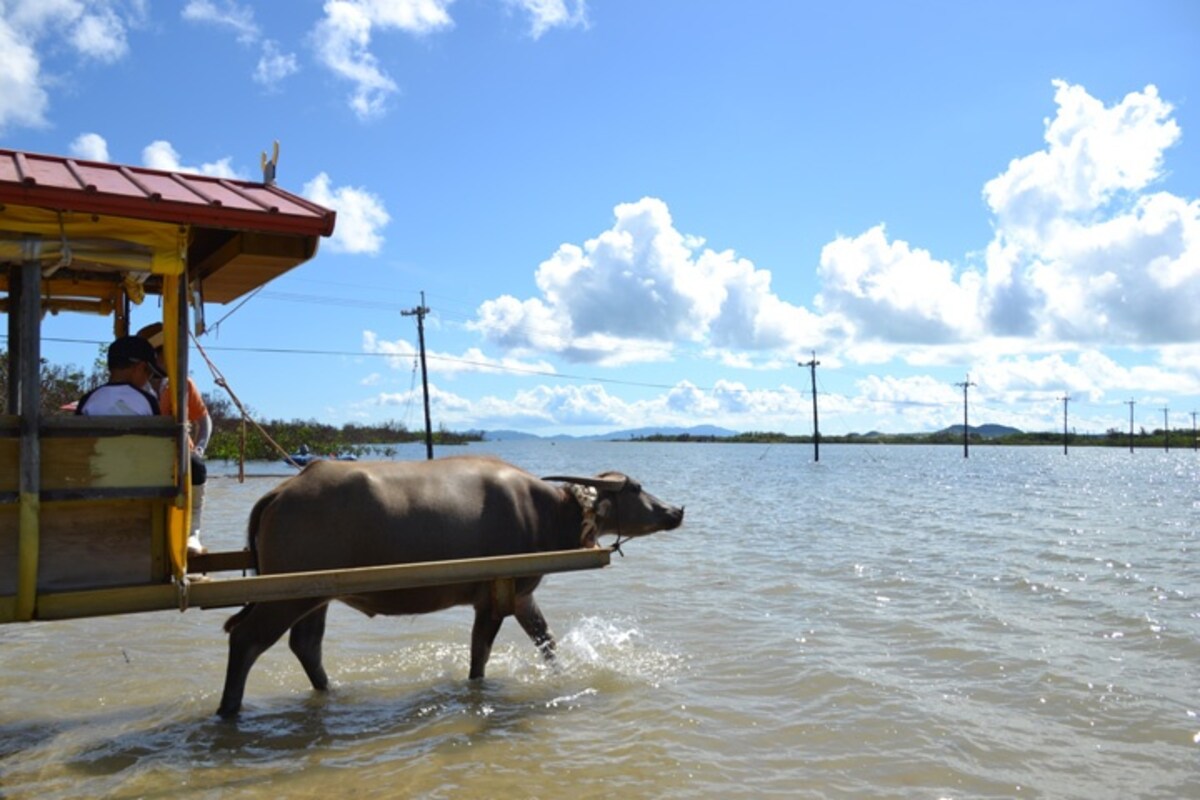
[482, 425, 739, 442]
[479, 429, 542, 442]
[940, 423, 1022, 439]
[598, 424, 739, 440]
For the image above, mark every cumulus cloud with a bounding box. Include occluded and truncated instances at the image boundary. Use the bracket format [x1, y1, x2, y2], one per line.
[310, 0, 453, 120]
[69, 132, 110, 161]
[505, 0, 588, 39]
[0, 20, 46, 131]
[809, 81, 1196, 354]
[0, 0, 139, 132]
[979, 81, 1197, 346]
[302, 172, 390, 254]
[817, 225, 984, 344]
[472, 197, 828, 365]
[141, 140, 243, 179]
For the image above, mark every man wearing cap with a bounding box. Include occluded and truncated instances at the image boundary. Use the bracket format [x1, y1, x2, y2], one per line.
[135, 322, 212, 556]
[76, 336, 164, 416]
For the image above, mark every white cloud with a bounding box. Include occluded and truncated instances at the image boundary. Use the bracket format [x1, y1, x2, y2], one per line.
[182, 0, 259, 44]
[407, 377, 817, 433]
[816, 225, 983, 344]
[979, 82, 1198, 346]
[311, 0, 454, 120]
[984, 81, 1180, 234]
[69, 6, 129, 62]
[505, 0, 588, 39]
[69, 132, 109, 161]
[813, 82, 1197, 355]
[302, 172, 390, 254]
[141, 140, 243, 179]
[181, 2, 300, 88]
[451, 80, 1199, 436]
[0, 16, 49, 131]
[255, 39, 299, 87]
[472, 197, 826, 364]
[0, 0, 140, 132]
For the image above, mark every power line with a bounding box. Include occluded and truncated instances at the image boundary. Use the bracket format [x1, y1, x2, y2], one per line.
[24, 336, 1193, 434]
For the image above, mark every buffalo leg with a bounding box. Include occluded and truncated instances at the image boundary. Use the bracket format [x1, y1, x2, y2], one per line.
[218, 598, 323, 718]
[288, 604, 331, 691]
[469, 606, 505, 679]
[514, 594, 556, 663]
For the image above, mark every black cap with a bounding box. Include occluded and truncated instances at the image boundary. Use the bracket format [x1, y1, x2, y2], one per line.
[108, 336, 166, 378]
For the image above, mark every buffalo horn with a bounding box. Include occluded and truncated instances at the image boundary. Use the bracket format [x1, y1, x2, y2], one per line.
[541, 475, 628, 492]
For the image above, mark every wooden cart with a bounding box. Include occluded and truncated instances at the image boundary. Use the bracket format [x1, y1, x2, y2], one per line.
[0, 148, 607, 625]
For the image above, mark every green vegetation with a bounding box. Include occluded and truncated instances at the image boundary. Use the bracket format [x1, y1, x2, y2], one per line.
[204, 394, 482, 461]
[632, 428, 1200, 449]
[0, 349, 107, 414]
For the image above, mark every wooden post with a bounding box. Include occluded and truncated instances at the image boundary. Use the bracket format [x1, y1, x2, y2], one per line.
[402, 292, 434, 460]
[16, 243, 42, 621]
[1126, 400, 1135, 453]
[1062, 394, 1069, 455]
[6, 264, 20, 413]
[176, 276, 190, 495]
[801, 352, 820, 462]
[956, 375, 975, 458]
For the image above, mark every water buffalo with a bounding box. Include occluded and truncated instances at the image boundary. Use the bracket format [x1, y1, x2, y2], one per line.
[217, 455, 683, 718]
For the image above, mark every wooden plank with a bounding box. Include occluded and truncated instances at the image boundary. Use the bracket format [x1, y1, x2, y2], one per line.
[4, 418, 178, 495]
[187, 549, 254, 573]
[40, 433, 175, 491]
[33, 548, 612, 620]
[41, 416, 177, 436]
[0, 436, 16, 493]
[0, 499, 167, 594]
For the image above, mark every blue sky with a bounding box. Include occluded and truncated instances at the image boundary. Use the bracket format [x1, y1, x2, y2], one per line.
[3, 0, 1199, 437]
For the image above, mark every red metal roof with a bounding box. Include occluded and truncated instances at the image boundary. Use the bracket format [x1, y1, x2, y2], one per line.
[0, 148, 335, 238]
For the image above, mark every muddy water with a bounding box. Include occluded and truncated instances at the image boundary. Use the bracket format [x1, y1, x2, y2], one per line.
[2, 442, 1198, 798]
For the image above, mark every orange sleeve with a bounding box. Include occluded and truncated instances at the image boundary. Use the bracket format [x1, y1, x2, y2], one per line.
[186, 379, 208, 420]
[159, 383, 173, 417]
[158, 379, 206, 419]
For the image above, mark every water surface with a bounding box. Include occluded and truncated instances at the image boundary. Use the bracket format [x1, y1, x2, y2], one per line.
[2, 443, 1197, 798]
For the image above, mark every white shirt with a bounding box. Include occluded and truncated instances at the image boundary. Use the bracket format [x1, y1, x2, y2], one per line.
[76, 383, 160, 416]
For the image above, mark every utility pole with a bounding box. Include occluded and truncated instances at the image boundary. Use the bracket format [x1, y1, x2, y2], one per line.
[800, 352, 820, 462]
[1162, 407, 1170, 452]
[955, 374, 976, 458]
[402, 291, 434, 460]
[1126, 399, 1135, 453]
[1061, 394, 1070, 455]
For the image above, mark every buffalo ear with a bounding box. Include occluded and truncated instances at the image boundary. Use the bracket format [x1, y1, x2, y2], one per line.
[542, 475, 628, 493]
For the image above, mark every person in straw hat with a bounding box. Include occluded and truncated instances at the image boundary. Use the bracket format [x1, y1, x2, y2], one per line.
[136, 322, 212, 556]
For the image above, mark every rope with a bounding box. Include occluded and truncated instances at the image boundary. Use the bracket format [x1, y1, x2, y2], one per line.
[189, 332, 303, 470]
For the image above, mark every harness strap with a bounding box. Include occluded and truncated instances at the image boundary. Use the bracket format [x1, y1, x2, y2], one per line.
[566, 483, 599, 547]
[565, 482, 626, 556]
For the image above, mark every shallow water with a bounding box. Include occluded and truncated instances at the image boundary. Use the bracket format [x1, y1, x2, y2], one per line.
[2, 442, 1198, 798]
